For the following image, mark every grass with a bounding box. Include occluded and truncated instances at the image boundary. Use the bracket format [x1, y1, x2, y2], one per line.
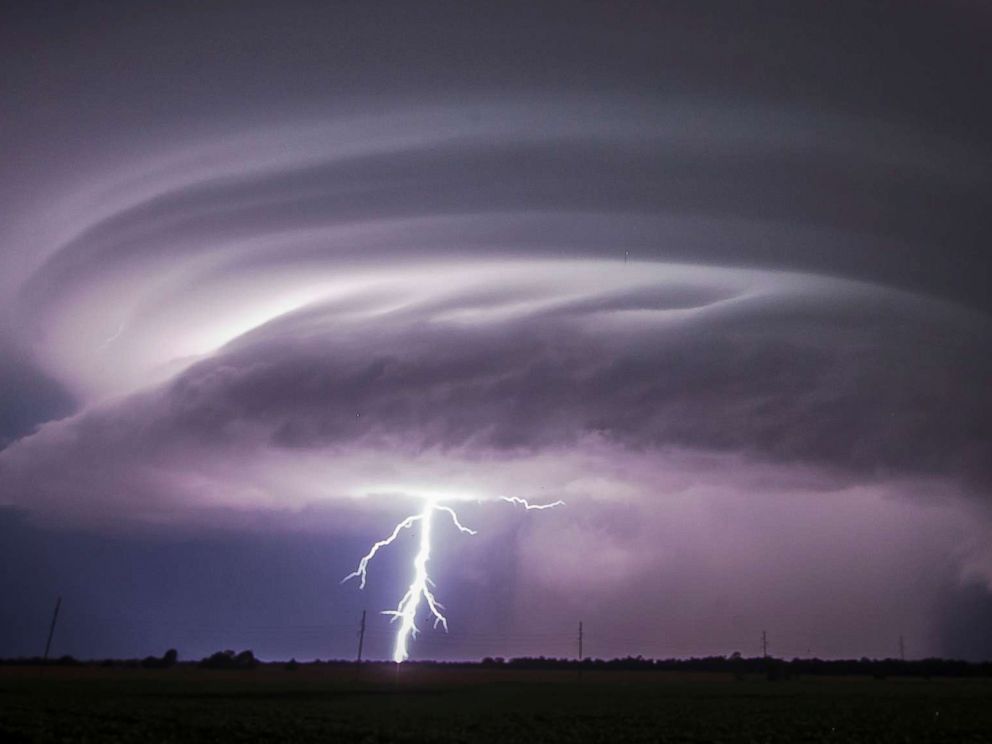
[1, 664, 991, 742]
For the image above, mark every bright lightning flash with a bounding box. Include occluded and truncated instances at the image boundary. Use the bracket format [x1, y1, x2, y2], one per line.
[343, 495, 563, 663]
[500, 496, 566, 510]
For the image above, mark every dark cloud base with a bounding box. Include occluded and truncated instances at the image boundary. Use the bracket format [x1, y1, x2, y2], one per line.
[5, 271, 989, 523]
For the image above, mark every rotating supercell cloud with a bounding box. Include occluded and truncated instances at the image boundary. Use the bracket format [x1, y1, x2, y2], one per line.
[1, 2, 991, 662]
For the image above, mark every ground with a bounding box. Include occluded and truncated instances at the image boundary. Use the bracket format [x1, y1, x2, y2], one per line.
[1, 664, 990, 742]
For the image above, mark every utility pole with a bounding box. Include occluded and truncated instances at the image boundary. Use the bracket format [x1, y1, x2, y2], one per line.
[761, 630, 768, 659]
[43, 596, 62, 662]
[577, 621, 584, 680]
[899, 635, 905, 662]
[356, 610, 366, 664]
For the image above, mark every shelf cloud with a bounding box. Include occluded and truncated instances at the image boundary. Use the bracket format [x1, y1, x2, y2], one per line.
[1, 1, 990, 660]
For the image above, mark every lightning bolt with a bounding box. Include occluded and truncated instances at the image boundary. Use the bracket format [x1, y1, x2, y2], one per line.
[97, 321, 126, 351]
[343, 495, 563, 663]
[341, 514, 423, 590]
[500, 496, 566, 510]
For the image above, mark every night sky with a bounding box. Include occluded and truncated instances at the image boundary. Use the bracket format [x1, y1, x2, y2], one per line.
[1, 1, 991, 662]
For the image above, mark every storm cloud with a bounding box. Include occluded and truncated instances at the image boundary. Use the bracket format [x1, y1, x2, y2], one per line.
[1, 1, 990, 660]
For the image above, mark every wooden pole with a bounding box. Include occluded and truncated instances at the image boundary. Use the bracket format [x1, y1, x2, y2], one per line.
[577, 621, 584, 679]
[357, 610, 366, 664]
[43, 596, 62, 662]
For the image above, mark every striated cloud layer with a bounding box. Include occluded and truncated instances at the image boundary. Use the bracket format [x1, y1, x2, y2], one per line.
[1, 1, 990, 660]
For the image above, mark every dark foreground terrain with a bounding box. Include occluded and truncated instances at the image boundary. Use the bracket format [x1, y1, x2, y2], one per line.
[2, 664, 991, 743]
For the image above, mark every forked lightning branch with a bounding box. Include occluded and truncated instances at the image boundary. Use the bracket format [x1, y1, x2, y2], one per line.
[343, 496, 564, 663]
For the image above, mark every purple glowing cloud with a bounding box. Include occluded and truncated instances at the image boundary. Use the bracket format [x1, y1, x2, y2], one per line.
[1, 5, 990, 661]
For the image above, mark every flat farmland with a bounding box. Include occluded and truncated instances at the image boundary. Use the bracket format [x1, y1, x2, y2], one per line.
[1, 665, 990, 743]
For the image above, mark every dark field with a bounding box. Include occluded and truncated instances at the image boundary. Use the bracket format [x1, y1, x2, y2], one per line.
[1, 665, 991, 743]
